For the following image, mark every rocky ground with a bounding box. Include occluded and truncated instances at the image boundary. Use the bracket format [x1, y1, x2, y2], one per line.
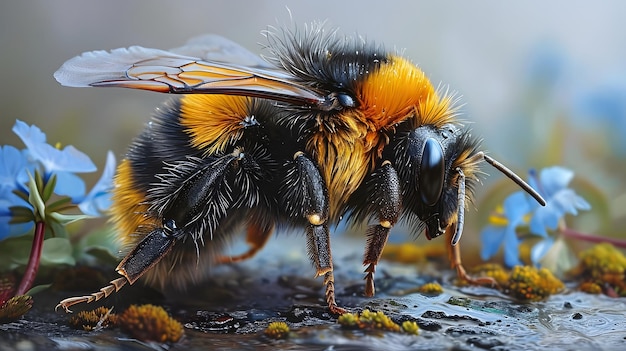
[1, 235, 625, 351]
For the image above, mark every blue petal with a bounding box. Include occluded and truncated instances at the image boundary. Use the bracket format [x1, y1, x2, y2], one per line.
[530, 237, 555, 266]
[551, 188, 592, 215]
[480, 225, 507, 260]
[0, 145, 32, 195]
[46, 145, 97, 173]
[539, 166, 573, 198]
[0, 199, 34, 240]
[12, 119, 46, 146]
[503, 224, 522, 267]
[77, 151, 116, 216]
[13, 120, 96, 174]
[54, 172, 86, 199]
[529, 188, 591, 236]
[529, 201, 560, 236]
[503, 191, 531, 225]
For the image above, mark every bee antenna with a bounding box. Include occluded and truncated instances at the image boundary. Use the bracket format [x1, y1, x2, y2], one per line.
[55, 277, 128, 313]
[451, 168, 466, 246]
[480, 153, 546, 206]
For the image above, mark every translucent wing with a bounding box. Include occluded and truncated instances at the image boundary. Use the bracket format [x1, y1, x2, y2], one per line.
[54, 44, 326, 107]
[169, 33, 272, 68]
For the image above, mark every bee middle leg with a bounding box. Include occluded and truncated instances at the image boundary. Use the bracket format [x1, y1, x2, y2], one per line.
[362, 161, 401, 297]
[282, 152, 345, 314]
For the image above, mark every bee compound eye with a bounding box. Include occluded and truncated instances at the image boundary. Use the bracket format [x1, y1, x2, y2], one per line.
[418, 138, 445, 207]
[336, 92, 356, 108]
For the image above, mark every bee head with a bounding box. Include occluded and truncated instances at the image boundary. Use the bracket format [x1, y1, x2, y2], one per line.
[394, 123, 482, 241]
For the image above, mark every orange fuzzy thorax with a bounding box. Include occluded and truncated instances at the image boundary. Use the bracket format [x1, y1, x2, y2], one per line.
[309, 55, 455, 221]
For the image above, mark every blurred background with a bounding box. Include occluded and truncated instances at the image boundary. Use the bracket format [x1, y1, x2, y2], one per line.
[1, 1, 625, 250]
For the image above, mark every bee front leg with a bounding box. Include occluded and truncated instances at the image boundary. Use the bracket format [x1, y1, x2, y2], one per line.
[446, 226, 498, 288]
[362, 161, 401, 297]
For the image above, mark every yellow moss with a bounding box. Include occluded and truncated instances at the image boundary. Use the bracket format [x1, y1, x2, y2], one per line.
[118, 304, 183, 343]
[264, 321, 290, 339]
[338, 310, 421, 336]
[417, 282, 443, 295]
[507, 266, 564, 301]
[573, 243, 626, 296]
[68, 307, 116, 331]
[471, 263, 511, 287]
[401, 320, 420, 335]
[359, 309, 401, 332]
[579, 281, 603, 294]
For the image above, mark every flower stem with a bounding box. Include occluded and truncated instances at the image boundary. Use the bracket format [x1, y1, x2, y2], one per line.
[562, 227, 626, 249]
[16, 221, 45, 295]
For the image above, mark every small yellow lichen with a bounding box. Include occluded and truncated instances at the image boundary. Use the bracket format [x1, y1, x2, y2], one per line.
[359, 309, 401, 332]
[118, 304, 183, 343]
[417, 282, 443, 295]
[264, 321, 290, 339]
[573, 243, 626, 297]
[337, 309, 420, 335]
[68, 306, 116, 331]
[579, 281, 603, 294]
[401, 320, 419, 335]
[337, 312, 359, 328]
[507, 266, 564, 301]
[471, 263, 510, 287]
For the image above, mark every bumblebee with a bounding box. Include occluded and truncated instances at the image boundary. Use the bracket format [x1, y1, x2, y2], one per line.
[54, 24, 544, 315]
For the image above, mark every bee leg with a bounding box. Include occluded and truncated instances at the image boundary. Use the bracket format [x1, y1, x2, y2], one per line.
[362, 161, 401, 297]
[284, 152, 344, 314]
[216, 222, 274, 263]
[446, 226, 498, 288]
[56, 226, 177, 313]
[116, 225, 178, 284]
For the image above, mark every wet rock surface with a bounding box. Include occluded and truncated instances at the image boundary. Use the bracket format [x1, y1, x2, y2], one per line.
[2, 236, 626, 350]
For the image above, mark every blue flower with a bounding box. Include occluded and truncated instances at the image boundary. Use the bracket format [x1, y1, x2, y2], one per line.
[480, 191, 531, 267]
[527, 167, 591, 237]
[480, 166, 590, 267]
[527, 167, 590, 265]
[12, 120, 96, 199]
[1, 120, 116, 240]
